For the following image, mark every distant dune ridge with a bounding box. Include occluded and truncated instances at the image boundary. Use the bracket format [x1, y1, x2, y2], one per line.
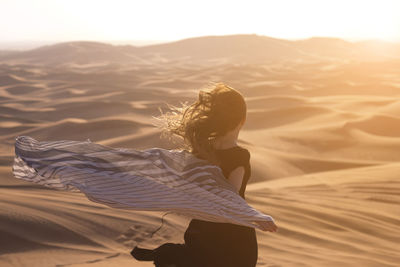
[0, 34, 399, 266]
[1, 34, 400, 66]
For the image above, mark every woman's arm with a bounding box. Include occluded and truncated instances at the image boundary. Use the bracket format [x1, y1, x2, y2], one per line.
[227, 166, 245, 193]
[229, 166, 278, 232]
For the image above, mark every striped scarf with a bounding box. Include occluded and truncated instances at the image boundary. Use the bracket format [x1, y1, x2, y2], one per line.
[12, 135, 274, 229]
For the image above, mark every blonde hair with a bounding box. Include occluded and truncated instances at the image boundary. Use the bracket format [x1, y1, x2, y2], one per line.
[152, 81, 247, 165]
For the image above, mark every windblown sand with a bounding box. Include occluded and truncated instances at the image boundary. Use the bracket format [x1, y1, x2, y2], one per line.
[1, 36, 399, 266]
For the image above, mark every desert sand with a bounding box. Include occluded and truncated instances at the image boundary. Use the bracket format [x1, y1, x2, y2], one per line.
[0, 34, 399, 266]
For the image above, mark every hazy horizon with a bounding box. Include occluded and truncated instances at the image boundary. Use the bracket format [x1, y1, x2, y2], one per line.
[0, 39, 170, 50]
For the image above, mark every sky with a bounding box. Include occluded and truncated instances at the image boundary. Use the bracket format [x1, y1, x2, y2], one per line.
[1, 0, 399, 48]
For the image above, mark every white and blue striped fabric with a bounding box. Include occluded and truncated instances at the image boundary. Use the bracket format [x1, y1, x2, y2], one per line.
[12, 135, 274, 229]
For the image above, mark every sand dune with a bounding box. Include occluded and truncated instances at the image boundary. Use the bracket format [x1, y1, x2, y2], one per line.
[246, 162, 400, 267]
[1, 35, 399, 266]
[342, 114, 400, 137]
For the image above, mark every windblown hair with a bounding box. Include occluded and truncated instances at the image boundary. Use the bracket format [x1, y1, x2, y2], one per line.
[152, 82, 247, 166]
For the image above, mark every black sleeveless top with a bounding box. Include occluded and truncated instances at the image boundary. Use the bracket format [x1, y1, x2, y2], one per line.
[214, 146, 251, 199]
[183, 146, 257, 267]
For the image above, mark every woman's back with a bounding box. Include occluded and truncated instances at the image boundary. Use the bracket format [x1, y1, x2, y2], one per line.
[183, 145, 258, 267]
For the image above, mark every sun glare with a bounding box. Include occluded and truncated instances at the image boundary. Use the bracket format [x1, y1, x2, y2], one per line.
[1, 0, 399, 42]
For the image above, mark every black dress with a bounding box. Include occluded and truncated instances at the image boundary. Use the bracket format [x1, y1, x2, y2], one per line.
[131, 146, 257, 267]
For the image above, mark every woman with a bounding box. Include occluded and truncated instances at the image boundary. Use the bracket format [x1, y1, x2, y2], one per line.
[132, 82, 278, 267]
